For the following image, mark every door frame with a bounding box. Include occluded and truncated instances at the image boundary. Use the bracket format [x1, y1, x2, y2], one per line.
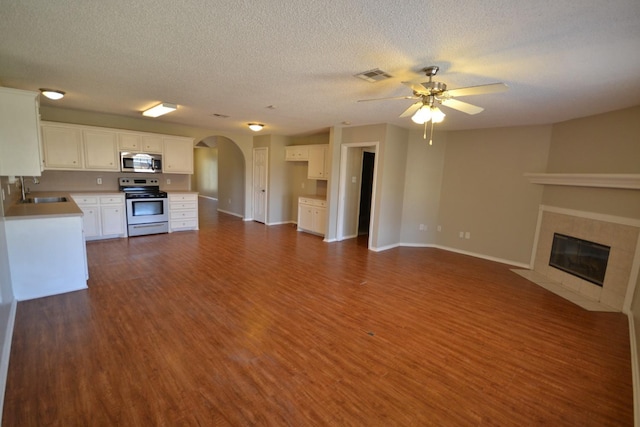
[252, 147, 268, 223]
[336, 141, 379, 247]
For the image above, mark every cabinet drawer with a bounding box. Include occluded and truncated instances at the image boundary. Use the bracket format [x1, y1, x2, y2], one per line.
[170, 210, 197, 220]
[169, 194, 197, 202]
[72, 196, 98, 205]
[171, 219, 198, 229]
[99, 196, 124, 205]
[171, 202, 197, 211]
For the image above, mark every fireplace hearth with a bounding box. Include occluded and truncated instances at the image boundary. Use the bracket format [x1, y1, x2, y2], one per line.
[549, 233, 610, 286]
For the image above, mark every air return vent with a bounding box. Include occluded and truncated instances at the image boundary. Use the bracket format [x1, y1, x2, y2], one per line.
[354, 68, 393, 82]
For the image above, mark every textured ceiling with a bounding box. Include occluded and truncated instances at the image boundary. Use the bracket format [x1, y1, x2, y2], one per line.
[1, 0, 639, 136]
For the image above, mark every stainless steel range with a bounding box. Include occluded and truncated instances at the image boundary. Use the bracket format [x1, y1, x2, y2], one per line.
[119, 177, 169, 237]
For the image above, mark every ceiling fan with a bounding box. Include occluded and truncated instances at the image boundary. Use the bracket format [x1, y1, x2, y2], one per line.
[358, 66, 508, 144]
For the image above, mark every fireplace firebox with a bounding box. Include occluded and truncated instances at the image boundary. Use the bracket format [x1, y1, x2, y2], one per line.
[549, 233, 610, 286]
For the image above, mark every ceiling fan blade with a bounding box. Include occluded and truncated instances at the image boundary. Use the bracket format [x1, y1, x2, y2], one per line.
[445, 82, 508, 97]
[357, 95, 417, 102]
[401, 81, 429, 95]
[441, 98, 484, 115]
[399, 101, 422, 118]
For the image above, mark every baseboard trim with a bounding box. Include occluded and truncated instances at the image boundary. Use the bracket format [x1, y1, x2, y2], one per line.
[0, 299, 17, 421]
[217, 209, 244, 219]
[629, 312, 640, 427]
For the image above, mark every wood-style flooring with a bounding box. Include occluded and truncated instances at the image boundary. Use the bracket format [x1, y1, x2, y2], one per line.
[3, 198, 634, 426]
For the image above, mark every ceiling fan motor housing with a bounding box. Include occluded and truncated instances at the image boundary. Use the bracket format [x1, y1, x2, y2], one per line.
[421, 81, 447, 94]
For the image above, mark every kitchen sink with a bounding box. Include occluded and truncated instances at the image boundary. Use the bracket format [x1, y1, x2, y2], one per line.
[21, 196, 68, 204]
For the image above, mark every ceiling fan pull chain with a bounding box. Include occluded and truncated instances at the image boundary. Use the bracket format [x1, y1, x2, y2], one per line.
[429, 121, 435, 146]
[423, 121, 428, 140]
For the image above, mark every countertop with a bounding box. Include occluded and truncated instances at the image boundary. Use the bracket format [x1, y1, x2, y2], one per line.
[4, 192, 83, 219]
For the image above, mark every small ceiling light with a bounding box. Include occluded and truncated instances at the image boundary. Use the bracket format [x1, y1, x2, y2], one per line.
[39, 89, 65, 100]
[411, 105, 432, 124]
[248, 123, 264, 131]
[431, 107, 446, 123]
[142, 102, 177, 117]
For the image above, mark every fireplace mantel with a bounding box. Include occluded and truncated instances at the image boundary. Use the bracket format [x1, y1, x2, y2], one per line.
[524, 173, 640, 190]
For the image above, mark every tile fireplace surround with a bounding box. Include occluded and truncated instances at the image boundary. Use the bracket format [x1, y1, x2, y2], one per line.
[529, 205, 640, 312]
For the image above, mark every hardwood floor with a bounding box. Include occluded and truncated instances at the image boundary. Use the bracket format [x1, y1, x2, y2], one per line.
[3, 198, 634, 426]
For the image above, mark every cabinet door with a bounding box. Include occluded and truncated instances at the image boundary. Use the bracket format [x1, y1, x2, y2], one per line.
[118, 133, 140, 151]
[80, 206, 101, 239]
[308, 146, 327, 179]
[101, 205, 125, 236]
[0, 88, 43, 176]
[142, 135, 163, 153]
[313, 207, 327, 234]
[298, 204, 314, 230]
[42, 125, 83, 169]
[84, 129, 119, 170]
[164, 137, 194, 174]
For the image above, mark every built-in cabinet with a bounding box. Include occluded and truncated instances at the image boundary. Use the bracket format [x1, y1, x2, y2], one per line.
[72, 193, 127, 240]
[297, 197, 326, 236]
[168, 193, 199, 231]
[41, 122, 194, 173]
[285, 144, 329, 180]
[0, 87, 43, 176]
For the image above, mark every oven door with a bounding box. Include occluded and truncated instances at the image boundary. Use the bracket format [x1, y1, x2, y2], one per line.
[126, 197, 169, 225]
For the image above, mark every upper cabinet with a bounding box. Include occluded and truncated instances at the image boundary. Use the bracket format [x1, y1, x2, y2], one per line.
[285, 144, 329, 180]
[41, 124, 83, 169]
[0, 87, 43, 176]
[41, 122, 194, 174]
[163, 137, 194, 174]
[83, 129, 119, 171]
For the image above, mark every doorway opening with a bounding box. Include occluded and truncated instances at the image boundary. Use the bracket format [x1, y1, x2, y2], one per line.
[336, 142, 379, 248]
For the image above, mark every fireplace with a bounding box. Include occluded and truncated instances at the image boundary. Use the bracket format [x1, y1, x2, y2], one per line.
[530, 207, 640, 311]
[549, 233, 610, 286]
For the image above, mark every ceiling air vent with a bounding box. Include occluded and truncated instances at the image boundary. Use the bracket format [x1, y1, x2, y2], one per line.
[354, 68, 393, 83]
[211, 113, 230, 118]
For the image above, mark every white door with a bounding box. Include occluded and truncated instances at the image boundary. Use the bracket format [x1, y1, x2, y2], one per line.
[252, 147, 268, 223]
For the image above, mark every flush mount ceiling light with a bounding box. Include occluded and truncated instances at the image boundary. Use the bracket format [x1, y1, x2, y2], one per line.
[142, 102, 177, 117]
[39, 89, 65, 100]
[248, 123, 264, 131]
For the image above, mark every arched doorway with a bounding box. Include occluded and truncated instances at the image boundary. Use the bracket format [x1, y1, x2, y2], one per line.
[194, 135, 246, 218]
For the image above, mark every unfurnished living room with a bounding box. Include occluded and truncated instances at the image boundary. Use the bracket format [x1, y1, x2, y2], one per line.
[0, 1, 639, 426]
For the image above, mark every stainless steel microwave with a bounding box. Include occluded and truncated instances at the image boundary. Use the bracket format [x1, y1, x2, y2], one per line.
[120, 152, 162, 173]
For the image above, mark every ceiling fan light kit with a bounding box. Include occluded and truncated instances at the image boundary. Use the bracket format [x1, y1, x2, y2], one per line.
[358, 65, 508, 145]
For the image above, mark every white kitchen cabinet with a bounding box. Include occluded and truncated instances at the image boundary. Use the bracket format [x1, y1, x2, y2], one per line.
[308, 145, 328, 180]
[42, 123, 83, 169]
[118, 133, 163, 153]
[169, 193, 199, 231]
[285, 145, 309, 161]
[83, 129, 119, 171]
[164, 137, 194, 174]
[297, 197, 326, 236]
[5, 215, 88, 301]
[0, 87, 43, 176]
[72, 194, 126, 240]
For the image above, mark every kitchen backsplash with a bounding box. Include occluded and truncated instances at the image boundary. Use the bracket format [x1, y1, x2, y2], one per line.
[30, 171, 190, 192]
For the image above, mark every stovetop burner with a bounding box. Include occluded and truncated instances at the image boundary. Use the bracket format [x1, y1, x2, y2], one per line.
[119, 177, 168, 199]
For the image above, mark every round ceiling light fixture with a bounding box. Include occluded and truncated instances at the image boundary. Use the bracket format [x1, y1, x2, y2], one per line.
[248, 123, 264, 131]
[39, 89, 65, 100]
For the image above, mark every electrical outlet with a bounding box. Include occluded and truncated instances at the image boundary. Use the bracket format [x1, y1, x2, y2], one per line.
[437, 225, 442, 232]
[301, 182, 305, 189]
[97, 177, 102, 185]
[352, 176, 357, 183]
[459, 231, 464, 238]
[166, 178, 171, 185]
[465, 232, 471, 239]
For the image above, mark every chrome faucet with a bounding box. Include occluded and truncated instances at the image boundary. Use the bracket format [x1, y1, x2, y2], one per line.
[19, 176, 40, 201]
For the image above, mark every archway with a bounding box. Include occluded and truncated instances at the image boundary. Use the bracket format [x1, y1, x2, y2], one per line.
[194, 135, 245, 218]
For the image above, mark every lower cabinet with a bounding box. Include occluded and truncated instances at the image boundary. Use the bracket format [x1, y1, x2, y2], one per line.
[169, 193, 199, 232]
[72, 194, 126, 240]
[297, 197, 326, 236]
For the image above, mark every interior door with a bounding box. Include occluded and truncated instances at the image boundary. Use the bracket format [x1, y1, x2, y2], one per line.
[252, 147, 268, 223]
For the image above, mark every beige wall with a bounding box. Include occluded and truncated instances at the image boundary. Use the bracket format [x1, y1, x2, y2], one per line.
[400, 129, 447, 244]
[542, 106, 640, 219]
[436, 125, 551, 265]
[193, 147, 218, 198]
